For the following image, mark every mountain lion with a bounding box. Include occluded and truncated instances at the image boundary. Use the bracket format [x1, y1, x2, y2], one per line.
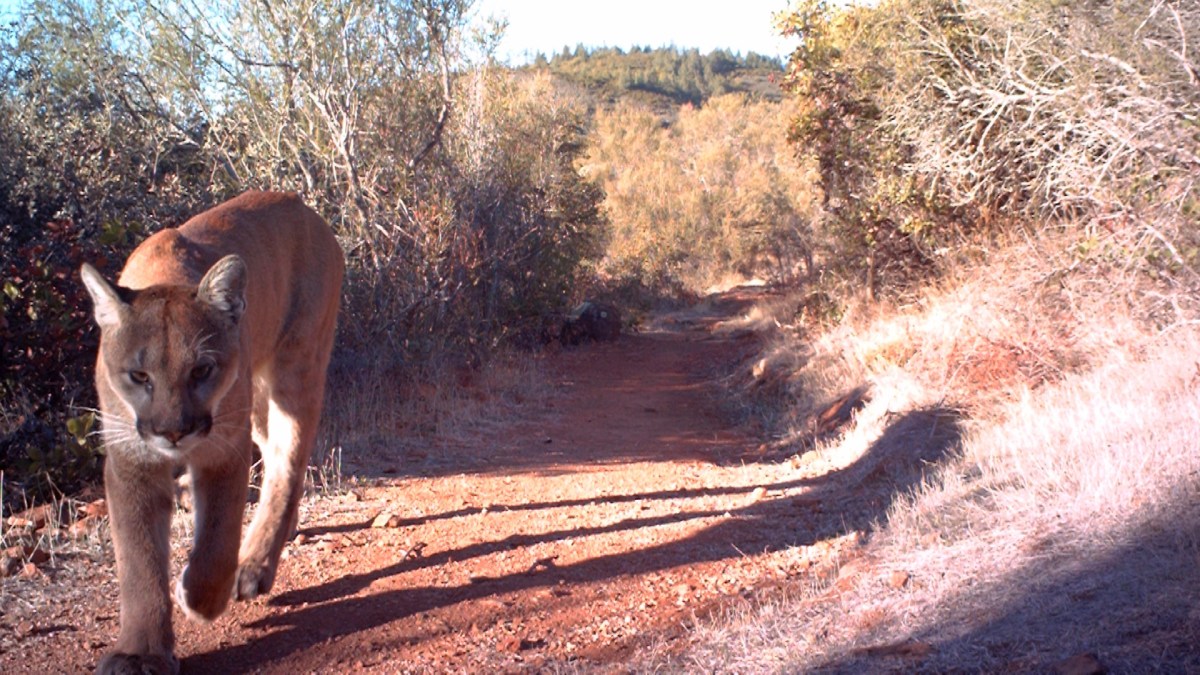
[81, 191, 343, 674]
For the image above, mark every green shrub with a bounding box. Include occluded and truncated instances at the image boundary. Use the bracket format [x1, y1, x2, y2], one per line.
[587, 94, 818, 294]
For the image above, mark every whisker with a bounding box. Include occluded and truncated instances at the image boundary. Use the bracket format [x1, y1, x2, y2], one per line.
[202, 423, 254, 472]
[213, 405, 254, 420]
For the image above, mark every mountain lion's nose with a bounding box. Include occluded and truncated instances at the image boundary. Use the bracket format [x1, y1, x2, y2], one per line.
[161, 430, 187, 444]
[151, 415, 212, 445]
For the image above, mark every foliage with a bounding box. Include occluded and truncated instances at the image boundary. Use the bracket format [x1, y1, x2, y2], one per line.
[779, 0, 950, 297]
[343, 69, 607, 354]
[891, 0, 1200, 223]
[0, 0, 218, 503]
[587, 94, 818, 293]
[0, 0, 607, 505]
[0, 215, 114, 497]
[779, 0, 1200, 299]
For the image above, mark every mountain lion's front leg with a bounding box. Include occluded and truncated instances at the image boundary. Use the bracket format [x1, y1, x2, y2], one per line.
[96, 456, 179, 675]
[175, 455, 251, 621]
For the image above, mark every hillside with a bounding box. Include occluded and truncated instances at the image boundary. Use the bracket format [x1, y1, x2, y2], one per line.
[526, 46, 784, 110]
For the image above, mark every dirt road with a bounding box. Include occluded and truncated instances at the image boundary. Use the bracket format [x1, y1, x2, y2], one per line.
[1, 290, 876, 673]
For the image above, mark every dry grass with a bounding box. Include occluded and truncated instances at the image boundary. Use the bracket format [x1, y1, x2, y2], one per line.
[662, 228, 1200, 672]
[321, 348, 554, 478]
[0, 491, 111, 569]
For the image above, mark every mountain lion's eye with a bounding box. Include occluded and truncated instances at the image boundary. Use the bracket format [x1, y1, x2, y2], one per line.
[129, 370, 150, 386]
[191, 363, 213, 381]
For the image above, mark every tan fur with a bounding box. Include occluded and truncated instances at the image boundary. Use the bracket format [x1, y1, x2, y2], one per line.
[81, 192, 343, 675]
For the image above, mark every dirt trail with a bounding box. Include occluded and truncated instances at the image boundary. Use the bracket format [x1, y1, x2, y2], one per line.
[0, 289, 882, 673]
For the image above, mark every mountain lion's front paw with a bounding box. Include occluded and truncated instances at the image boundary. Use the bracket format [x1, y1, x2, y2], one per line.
[96, 651, 179, 675]
[234, 558, 277, 600]
[174, 566, 232, 621]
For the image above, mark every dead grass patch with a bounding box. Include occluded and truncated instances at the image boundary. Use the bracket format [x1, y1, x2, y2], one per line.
[321, 348, 554, 478]
[660, 228, 1200, 672]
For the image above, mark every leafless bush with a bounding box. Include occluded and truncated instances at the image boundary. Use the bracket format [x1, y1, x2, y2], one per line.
[783, 0, 1200, 301]
[899, 0, 1198, 210]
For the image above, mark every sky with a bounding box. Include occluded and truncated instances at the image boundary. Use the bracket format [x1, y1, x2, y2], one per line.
[0, 0, 798, 63]
[473, 0, 796, 64]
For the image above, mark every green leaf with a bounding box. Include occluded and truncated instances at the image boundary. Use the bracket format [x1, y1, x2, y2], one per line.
[99, 220, 129, 246]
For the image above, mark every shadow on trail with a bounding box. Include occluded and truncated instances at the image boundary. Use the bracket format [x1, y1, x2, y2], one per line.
[285, 476, 825, 606]
[297, 475, 827, 539]
[184, 404, 966, 671]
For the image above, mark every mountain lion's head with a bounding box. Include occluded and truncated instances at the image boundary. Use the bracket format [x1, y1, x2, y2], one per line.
[81, 255, 247, 461]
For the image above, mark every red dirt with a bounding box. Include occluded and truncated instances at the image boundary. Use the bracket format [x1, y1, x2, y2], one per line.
[0, 289, 867, 673]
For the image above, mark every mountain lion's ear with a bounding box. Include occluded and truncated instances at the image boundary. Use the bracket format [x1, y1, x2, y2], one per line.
[80, 263, 128, 330]
[198, 255, 247, 327]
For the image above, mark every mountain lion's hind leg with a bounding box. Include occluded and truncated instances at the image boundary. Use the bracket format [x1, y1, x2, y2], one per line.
[234, 357, 327, 600]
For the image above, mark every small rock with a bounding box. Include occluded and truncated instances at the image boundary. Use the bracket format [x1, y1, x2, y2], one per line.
[496, 635, 546, 653]
[68, 517, 95, 540]
[401, 542, 427, 560]
[20, 562, 43, 579]
[497, 636, 522, 653]
[751, 358, 769, 380]
[371, 512, 401, 528]
[175, 474, 194, 512]
[862, 640, 934, 658]
[835, 558, 869, 591]
[25, 546, 50, 565]
[748, 486, 767, 503]
[1, 555, 21, 578]
[1052, 653, 1107, 675]
[81, 499, 107, 519]
[888, 570, 911, 589]
[294, 533, 310, 545]
[5, 516, 33, 532]
[14, 504, 55, 531]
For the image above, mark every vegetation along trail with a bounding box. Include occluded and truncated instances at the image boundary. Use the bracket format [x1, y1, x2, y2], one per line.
[1, 287, 879, 672]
